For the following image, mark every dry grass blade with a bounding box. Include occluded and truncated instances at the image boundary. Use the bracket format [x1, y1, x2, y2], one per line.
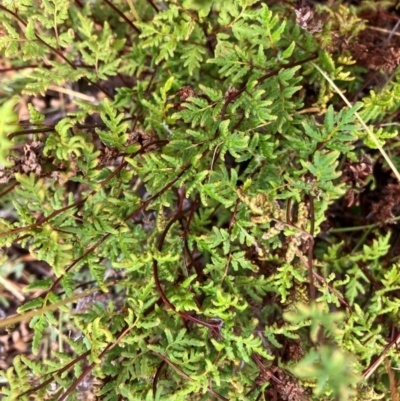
[0, 286, 105, 329]
[312, 62, 400, 183]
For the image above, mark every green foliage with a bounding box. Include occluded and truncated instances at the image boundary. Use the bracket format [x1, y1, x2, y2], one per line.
[0, 0, 399, 400]
[0, 97, 19, 167]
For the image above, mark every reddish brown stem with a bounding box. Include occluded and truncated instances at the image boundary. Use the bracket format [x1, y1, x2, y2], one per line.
[308, 196, 316, 302]
[146, 0, 159, 12]
[103, 0, 140, 34]
[58, 324, 132, 401]
[228, 199, 240, 233]
[0, 182, 17, 198]
[8, 127, 55, 139]
[153, 217, 223, 335]
[22, 350, 91, 396]
[220, 53, 318, 120]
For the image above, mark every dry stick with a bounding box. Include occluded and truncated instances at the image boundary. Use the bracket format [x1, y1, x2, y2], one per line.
[312, 62, 400, 183]
[0, 285, 104, 328]
[47, 84, 97, 102]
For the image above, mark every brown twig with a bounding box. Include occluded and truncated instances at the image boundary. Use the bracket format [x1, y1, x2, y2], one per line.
[363, 332, 400, 380]
[152, 361, 166, 398]
[103, 0, 140, 34]
[0, 182, 18, 199]
[8, 127, 55, 139]
[146, 0, 159, 12]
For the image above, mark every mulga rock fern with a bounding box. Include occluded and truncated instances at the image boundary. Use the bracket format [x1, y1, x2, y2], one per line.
[0, 0, 399, 400]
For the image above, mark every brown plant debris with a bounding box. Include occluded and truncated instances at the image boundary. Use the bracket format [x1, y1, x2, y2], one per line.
[295, 6, 324, 34]
[0, 141, 44, 184]
[348, 10, 400, 73]
[175, 85, 196, 110]
[349, 37, 400, 73]
[370, 182, 400, 222]
[261, 366, 307, 401]
[342, 155, 373, 207]
[126, 129, 158, 152]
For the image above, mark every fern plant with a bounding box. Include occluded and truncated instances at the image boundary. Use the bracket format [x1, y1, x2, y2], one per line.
[0, 0, 399, 400]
